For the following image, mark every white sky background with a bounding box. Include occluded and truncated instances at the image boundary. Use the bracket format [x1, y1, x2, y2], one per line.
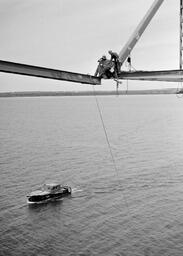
[0, 0, 180, 92]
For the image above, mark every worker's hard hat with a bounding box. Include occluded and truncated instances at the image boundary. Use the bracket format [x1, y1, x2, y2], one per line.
[108, 50, 112, 54]
[102, 55, 106, 60]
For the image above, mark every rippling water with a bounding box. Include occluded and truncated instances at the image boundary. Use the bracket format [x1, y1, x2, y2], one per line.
[1, 95, 183, 256]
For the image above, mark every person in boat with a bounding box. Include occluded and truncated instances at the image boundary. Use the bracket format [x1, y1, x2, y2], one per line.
[108, 50, 121, 77]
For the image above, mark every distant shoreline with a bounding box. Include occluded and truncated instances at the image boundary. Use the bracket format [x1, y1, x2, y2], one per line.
[0, 89, 179, 98]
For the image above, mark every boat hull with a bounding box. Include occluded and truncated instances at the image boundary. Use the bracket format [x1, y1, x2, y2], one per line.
[27, 187, 71, 204]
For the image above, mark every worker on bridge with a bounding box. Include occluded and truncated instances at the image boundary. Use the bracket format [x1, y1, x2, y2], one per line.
[108, 50, 121, 77]
[94, 55, 113, 78]
[94, 50, 121, 79]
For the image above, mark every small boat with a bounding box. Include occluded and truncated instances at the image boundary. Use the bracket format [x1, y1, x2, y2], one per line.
[27, 183, 71, 204]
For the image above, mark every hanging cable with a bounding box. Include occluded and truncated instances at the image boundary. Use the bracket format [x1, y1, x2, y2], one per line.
[125, 55, 132, 95]
[114, 79, 122, 96]
[176, 82, 183, 98]
[125, 55, 136, 71]
[92, 85, 130, 213]
[126, 79, 129, 95]
[127, 56, 132, 72]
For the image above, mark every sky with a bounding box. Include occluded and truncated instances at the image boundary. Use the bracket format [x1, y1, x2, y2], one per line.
[0, 0, 180, 92]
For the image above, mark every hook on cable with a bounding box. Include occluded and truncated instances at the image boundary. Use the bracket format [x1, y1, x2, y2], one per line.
[114, 79, 122, 95]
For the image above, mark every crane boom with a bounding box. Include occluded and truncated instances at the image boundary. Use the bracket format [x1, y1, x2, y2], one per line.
[118, 0, 164, 64]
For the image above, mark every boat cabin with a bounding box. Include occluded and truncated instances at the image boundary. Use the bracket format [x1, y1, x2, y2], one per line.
[43, 183, 62, 193]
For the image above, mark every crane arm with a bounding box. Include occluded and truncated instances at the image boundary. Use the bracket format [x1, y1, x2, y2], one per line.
[118, 0, 164, 65]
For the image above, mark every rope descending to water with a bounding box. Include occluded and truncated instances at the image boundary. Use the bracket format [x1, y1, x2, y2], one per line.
[92, 85, 130, 214]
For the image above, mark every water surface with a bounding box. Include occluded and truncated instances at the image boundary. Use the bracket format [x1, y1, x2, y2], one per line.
[1, 95, 183, 256]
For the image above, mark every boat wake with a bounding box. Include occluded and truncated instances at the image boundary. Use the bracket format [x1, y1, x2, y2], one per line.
[71, 187, 83, 193]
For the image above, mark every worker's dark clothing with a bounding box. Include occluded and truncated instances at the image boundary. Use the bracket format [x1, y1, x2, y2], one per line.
[109, 52, 119, 61]
[94, 58, 106, 77]
[108, 51, 121, 76]
[95, 58, 113, 78]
